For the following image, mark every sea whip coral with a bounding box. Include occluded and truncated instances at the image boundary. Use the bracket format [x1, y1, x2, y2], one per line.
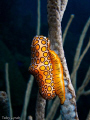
[47, 0, 79, 119]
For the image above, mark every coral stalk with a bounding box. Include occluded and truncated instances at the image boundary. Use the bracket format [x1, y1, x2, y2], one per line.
[60, 0, 68, 21]
[47, 0, 79, 119]
[36, 92, 46, 120]
[82, 90, 90, 96]
[20, 75, 34, 120]
[86, 111, 90, 120]
[0, 91, 10, 119]
[5, 63, 13, 118]
[46, 97, 60, 120]
[35, 1, 46, 119]
[76, 67, 90, 101]
[28, 115, 33, 120]
[71, 40, 90, 80]
[63, 14, 74, 45]
[37, 0, 41, 35]
[71, 17, 90, 89]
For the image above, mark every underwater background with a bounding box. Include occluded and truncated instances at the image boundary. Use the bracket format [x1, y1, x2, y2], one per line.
[0, 0, 90, 120]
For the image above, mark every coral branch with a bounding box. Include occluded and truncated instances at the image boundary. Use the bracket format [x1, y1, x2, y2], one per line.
[71, 40, 90, 80]
[36, 0, 46, 119]
[60, 0, 68, 21]
[5, 63, 13, 118]
[46, 97, 60, 120]
[71, 17, 90, 89]
[47, 0, 79, 119]
[0, 91, 10, 119]
[28, 115, 33, 120]
[20, 75, 34, 120]
[36, 92, 46, 120]
[37, 0, 41, 35]
[76, 67, 90, 101]
[46, 100, 53, 114]
[56, 115, 62, 120]
[63, 14, 74, 45]
[82, 90, 90, 96]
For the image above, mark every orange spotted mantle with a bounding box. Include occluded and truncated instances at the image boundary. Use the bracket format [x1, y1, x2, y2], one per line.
[29, 35, 65, 104]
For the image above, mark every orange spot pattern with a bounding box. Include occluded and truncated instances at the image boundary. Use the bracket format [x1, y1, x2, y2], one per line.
[29, 35, 65, 104]
[29, 35, 56, 99]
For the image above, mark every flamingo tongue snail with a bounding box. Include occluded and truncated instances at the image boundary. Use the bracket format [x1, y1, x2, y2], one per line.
[29, 35, 65, 104]
[49, 49, 65, 104]
[29, 35, 56, 99]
